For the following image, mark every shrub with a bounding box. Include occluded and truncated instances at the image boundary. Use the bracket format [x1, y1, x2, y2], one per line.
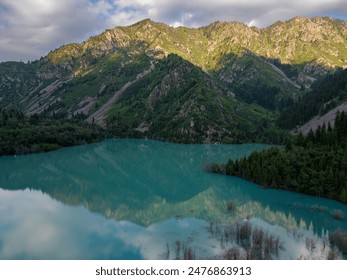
[329, 229, 347, 254]
[224, 247, 240, 260]
[183, 247, 195, 260]
[331, 209, 344, 220]
[326, 248, 341, 260]
[226, 200, 237, 211]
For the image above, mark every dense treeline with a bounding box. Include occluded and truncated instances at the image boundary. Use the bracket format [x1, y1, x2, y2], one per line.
[270, 58, 299, 79]
[0, 109, 106, 156]
[211, 111, 347, 204]
[234, 81, 282, 110]
[278, 69, 347, 129]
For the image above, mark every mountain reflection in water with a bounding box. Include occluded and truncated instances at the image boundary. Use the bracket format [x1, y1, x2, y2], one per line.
[0, 139, 346, 259]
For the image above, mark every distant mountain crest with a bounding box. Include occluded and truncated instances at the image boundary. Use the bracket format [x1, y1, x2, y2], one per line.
[44, 16, 347, 69]
[1, 16, 346, 143]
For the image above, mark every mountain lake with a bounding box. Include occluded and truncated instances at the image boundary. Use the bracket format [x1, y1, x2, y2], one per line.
[0, 139, 346, 259]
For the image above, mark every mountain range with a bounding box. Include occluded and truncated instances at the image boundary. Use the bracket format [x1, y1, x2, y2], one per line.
[1, 16, 347, 144]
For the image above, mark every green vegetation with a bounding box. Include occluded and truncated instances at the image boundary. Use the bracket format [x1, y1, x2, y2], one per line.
[214, 53, 299, 111]
[106, 54, 286, 144]
[41, 52, 152, 114]
[0, 17, 346, 147]
[211, 112, 347, 204]
[234, 81, 283, 111]
[0, 109, 106, 156]
[278, 69, 347, 129]
[0, 61, 41, 108]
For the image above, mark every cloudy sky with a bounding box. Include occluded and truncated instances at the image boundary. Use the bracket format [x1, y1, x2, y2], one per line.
[0, 0, 347, 62]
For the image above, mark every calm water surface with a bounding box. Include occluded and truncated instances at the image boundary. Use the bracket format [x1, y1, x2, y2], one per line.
[0, 139, 346, 259]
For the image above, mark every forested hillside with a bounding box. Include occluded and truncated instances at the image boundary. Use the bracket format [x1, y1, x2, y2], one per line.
[0, 110, 106, 156]
[1, 17, 347, 146]
[278, 69, 347, 129]
[105, 54, 285, 144]
[211, 111, 347, 204]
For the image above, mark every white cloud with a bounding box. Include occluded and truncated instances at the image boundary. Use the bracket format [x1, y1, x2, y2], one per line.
[0, 0, 103, 61]
[0, 0, 346, 62]
[0, 188, 335, 259]
[110, 0, 347, 28]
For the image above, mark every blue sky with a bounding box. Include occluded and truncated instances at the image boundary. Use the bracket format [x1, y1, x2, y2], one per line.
[0, 0, 346, 62]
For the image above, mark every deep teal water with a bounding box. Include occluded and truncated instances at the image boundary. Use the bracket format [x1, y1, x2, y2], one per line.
[0, 139, 346, 259]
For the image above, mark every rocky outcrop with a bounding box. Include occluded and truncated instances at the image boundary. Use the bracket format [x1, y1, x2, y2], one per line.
[296, 102, 347, 135]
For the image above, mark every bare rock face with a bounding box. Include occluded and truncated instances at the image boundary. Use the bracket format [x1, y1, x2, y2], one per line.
[296, 102, 347, 135]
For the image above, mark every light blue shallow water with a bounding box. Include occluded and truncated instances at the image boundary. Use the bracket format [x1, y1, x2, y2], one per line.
[0, 139, 346, 259]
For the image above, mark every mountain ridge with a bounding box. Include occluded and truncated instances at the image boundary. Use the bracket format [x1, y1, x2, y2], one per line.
[1, 16, 347, 145]
[40, 16, 347, 71]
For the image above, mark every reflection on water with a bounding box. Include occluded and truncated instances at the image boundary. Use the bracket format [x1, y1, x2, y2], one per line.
[0, 189, 142, 259]
[0, 139, 346, 259]
[0, 189, 341, 260]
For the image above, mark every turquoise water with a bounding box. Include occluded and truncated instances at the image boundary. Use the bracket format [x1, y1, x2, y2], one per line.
[0, 139, 346, 259]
